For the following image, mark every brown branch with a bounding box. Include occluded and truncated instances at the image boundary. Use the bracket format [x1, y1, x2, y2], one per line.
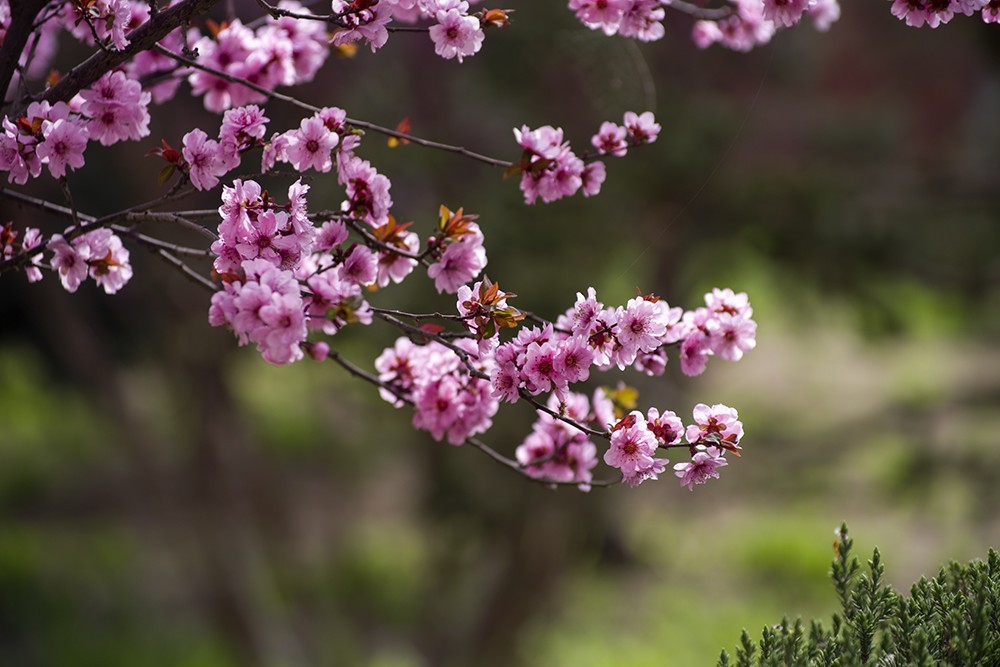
[153, 45, 513, 169]
[0, 0, 49, 106]
[667, 0, 733, 20]
[12, 0, 222, 116]
[324, 348, 618, 489]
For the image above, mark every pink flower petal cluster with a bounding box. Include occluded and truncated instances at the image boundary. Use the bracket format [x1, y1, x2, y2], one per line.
[78, 70, 150, 146]
[188, 10, 329, 112]
[375, 337, 499, 444]
[303, 253, 375, 334]
[762, 0, 813, 27]
[426, 227, 487, 295]
[331, 0, 392, 51]
[674, 445, 728, 490]
[65, 0, 132, 50]
[209, 259, 308, 365]
[429, 5, 485, 62]
[48, 228, 132, 294]
[0, 102, 91, 183]
[516, 393, 599, 490]
[568, 0, 665, 41]
[337, 152, 395, 226]
[693, 0, 841, 50]
[604, 411, 664, 482]
[888, 0, 990, 27]
[514, 125, 588, 204]
[212, 179, 317, 275]
[1, 224, 45, 283]
[685, 402, 744, 450]
[678, 288, 757, 376]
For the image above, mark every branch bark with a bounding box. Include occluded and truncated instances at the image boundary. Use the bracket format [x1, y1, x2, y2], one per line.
[7, 0, 222, 117]
[0, 0, 49, 105]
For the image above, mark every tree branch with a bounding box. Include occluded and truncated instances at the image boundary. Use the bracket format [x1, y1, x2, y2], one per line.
[10, 0, 222, 117]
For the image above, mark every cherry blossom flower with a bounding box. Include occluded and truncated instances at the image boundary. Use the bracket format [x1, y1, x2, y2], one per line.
[430, 8, 485, 62]
[36, 118, 88, 179]
[674, 445, 728, 490]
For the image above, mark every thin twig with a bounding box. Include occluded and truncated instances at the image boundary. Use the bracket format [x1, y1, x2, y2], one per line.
[153, 45, 513, 169]
[666, 0, 733, 20]
[325, 348, 618, 489]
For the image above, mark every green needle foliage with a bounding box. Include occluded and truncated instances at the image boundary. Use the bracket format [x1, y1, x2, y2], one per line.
[718, 524, 1000, 667]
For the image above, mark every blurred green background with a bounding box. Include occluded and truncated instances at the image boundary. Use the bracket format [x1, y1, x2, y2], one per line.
[2, 1, 1000, 665]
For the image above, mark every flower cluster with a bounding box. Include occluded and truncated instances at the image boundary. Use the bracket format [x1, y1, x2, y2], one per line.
[516, 393, 599, 490]
[209, 258, 308, 364]
[0, 70, 149, 185]
[513, 112, 658, 205]
[602, 402, 742, 489]
[375, 337, 498, 444]
[48, 228, 133, 294]
[567, 0, 667, 41]
[0, 223, 44, 283]
[490, 287, 756, 410]
[0, 0, 783, 495]
[692, 0, 841, 52]
[888, 0, 997, 27]
[189, 4, 329, 112]
[426, 206, 487, 293]
[64, 0, 133, 51]
[591, 111, 661, 157]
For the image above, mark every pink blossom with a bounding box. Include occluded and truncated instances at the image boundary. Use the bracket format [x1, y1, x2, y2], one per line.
[188, 21, 260, 112]
[679, 332, 710, 376]
[685, 403, 744, 449]
[674, 445, 728, 490]
[522, 341, 561, 395]
[581, 161, 606, 197]
[490, 361, 521, 403]
[692, 20, 723, 48]
[430, 9, 484, 62]
[220, 105, 269, 151]
[709, 312, 757, 362]
[568, 0, 629, 34]
[427, 234, 487, 294]
[20, 228, 45, 283]
[316, 220, 349, 251]
[331, 0, 392, 51]
[36, 118, 88, 179]
[604, 412, 658, 474]
[0, 117, 41, 184]
[762, 0, 812, 27]
[889, 0, 952, 27]
[614, 296, 669, 365]
[285, 114, 339, 173]
[48, 234, 88, 292]
[646, 408, 683, 445]
[338, 155, 393, 225]
[554, 336, 595, 384]
[182, 129, 228, 191]
[985, 0, 1000, 22]
[623, 110, 660, 145]
[79, 70, 151, 146]
[618, 0, 665, 41]
[376, 230, 419, 287]
[339, 245, 378, 285]
[622, 457, 668, 487]
[514, 124, 566, 160]
[592, 121, 628, 156]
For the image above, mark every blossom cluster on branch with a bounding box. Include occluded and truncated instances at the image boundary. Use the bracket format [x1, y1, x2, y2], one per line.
[0, 0, 992, 490]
